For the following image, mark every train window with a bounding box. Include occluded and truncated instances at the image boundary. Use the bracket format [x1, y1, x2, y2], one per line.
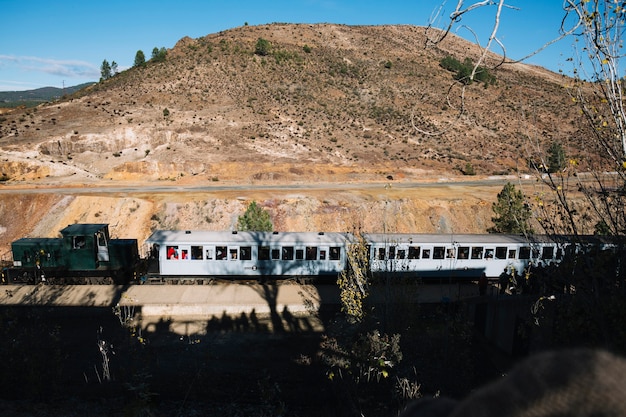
[389, 246, 396, 260]
[542, 246, 554, 260]
[458, 247, 469, 259]
[408, 246, 420, 259]
[191, 246, 203, 260]
[377, 247, 385, 260]
[240, 246, 252, 260]
[495, 247, 507, 260]
[229, 249, 238, 260]
[446, 248, 455, 258]
[519, 247, 531, 259]
[422, 249, 431, 259]
[556, 247, 563, 260]
[485, 249, 494, 259]
[397, 249, 406, 259]
[330, 247, 341, 260]
[532, 248, 540, 259]
[320, 250, 326, 260]
[508, 249, 516, 259]
[282, 246, 294, 260]
[167, 246, 179, 259]
[258, 246, 270, 260]
[181, 250, 189, 259]
[306, 246, 318, 260]
[96, 232, 107, 247]
[216, 246, 227, 260]
[73, 236, 86, 249]
[471, 247, 483, 259]
[433, 247, 445, 259]
[271, 249, 280, 260]
[205, 248, 214, 260]
[296, 249, 304, 260]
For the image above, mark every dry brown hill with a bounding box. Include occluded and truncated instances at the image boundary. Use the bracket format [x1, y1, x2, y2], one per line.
[0, 24, 590, 255]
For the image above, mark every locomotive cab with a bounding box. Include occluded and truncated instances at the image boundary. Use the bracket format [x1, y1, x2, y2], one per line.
[60, 223, 111, 271]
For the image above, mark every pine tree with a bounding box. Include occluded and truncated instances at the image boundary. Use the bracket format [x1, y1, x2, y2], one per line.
[488, 182, 533, 234]
[100, 59, 112, 81]
[237, 201, 273, 231]
[133, 50, 146, 67]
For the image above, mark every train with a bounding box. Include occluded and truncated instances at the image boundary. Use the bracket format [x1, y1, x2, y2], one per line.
[3, 223, 615, 286]
[3, 224, 139, 284]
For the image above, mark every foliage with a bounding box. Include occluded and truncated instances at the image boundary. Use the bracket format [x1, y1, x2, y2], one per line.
[237, 200, 273, 231]
[151, 47, 167, 63]
[439, 55, 495, 85]
[488, 182, 533, 234]
[133, 50, 146, 67]
[162, 108, 170, 117]
[547, 142, 566, 173]
[320, 323, 403, 384]
[337, 233, 371, 323]
[255, 38, 271, 56]
[462, 162, 476, 176]
[100, 59, 112, 81]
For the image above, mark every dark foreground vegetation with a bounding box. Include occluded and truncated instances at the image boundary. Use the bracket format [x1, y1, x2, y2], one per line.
[2, 273, 626, 416]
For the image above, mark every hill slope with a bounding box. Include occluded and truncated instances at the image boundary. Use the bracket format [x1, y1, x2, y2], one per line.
[0, 24, 585, 184]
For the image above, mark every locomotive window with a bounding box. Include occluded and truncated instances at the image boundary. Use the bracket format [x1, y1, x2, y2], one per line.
[320, 250, 326, 260]
[389, 246, 396, 259]
[541, 246, 554, 260]
[458, 247, 469, 259]
[191, 246, 203, 260]
[377, 248, 386, 260]
[433, 247, 445, 259]
[282, 246, 294, 260]
[271, 249, 280, 260]
[446, 248, 455, 258]
[240, 246, 252, 261]
[216, 246, 227, 260]
[258, 246, 270, 260]
[422, 249, 431, 259]
[330, 247, 341, 260]
[495, 247, 507, 260]
[508, 249, 516, 259]
[96, 232, 107, 247]
[408, 246, 420, 259]
[229, 248, 238, 260]
[306, 246, 318, 260]
[73, 236, 86, 249]
[471, 247, 483, 259]
[167, 246, 179, 259]
[397, 249, 406, 259]
[296, 249, 304, 260]
[519, 247, 531, 259]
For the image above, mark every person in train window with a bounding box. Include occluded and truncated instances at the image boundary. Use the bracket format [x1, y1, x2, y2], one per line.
[167, 246, 178, 259]
[181, 250, 188, 259]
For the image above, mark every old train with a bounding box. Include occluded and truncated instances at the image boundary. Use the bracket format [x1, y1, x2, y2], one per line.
[3, 224, 139, 284]
[1, 223, 612, 285]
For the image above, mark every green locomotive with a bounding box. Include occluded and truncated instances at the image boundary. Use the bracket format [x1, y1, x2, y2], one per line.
[4, 224, 139, 284]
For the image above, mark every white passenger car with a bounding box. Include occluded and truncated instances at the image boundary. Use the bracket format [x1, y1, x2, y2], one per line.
[363, 233, 566, 279]
[145, 230, 352, 279]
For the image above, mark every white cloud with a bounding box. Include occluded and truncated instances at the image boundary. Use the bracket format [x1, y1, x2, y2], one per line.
[0, 55, 100, 84]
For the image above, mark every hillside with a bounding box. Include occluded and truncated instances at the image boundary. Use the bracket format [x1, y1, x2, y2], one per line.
[0, 83, 95, 109]
[0, 23, 590, 255]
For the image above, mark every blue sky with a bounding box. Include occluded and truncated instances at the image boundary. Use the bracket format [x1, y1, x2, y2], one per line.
[1, 0, 577, 91]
